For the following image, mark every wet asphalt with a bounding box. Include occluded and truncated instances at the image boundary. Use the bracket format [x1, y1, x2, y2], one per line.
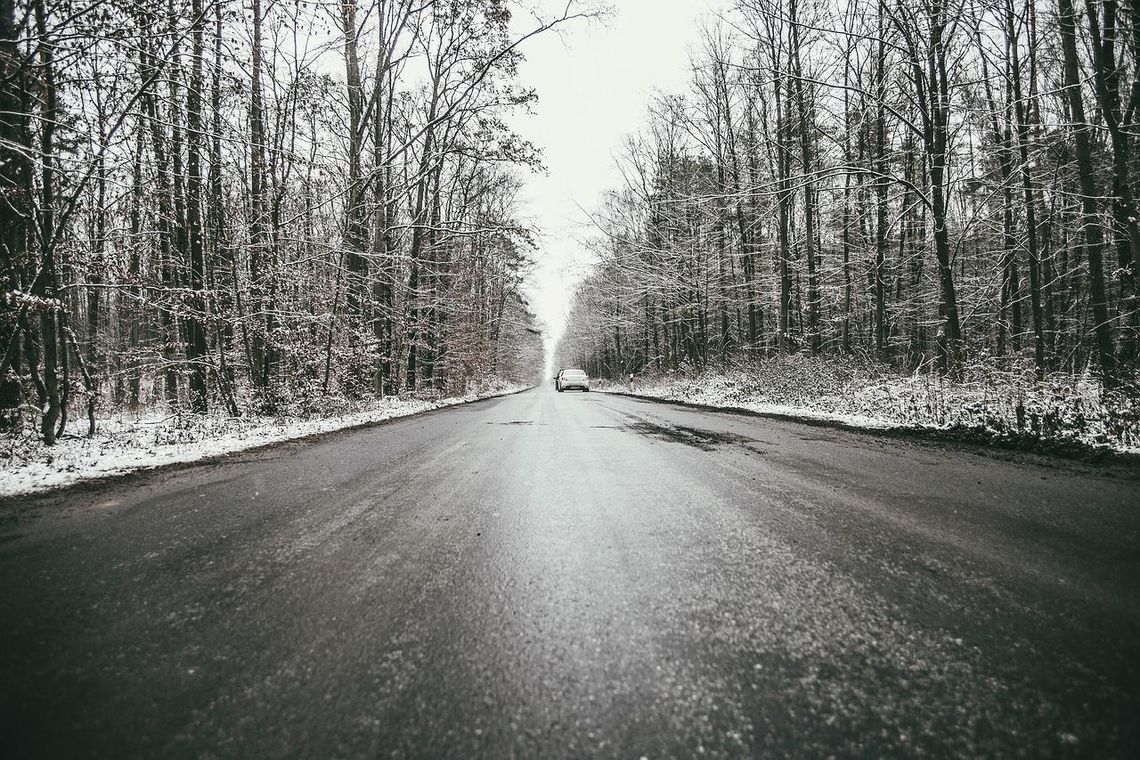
[0, 387, 1138, 758]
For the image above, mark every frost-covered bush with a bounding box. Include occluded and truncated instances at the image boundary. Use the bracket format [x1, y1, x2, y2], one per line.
[618, 356, 1140, 453]
[1, 379, 529, 496]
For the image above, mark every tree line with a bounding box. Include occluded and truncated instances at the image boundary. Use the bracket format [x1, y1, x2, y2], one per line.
[557, 0, 1139, 392]
[1, 0, 583, 445]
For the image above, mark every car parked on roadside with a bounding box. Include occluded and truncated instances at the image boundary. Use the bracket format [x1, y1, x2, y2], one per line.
[556, 368, 590, 392]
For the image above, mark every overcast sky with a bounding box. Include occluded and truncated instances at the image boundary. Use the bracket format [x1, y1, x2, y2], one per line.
[508, 0, 730, 354]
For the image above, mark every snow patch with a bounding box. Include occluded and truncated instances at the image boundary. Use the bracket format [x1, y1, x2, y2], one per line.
[597, 359, 1140, 456]
[1, 382, 528, 498]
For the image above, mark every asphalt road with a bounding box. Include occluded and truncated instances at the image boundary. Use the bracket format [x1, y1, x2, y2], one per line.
[1, 387, 1138, 758]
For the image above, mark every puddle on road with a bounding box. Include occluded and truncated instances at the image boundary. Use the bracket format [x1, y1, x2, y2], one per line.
[629, 421, 758, 451]
[490, 420, 542, 426]
[590, 419, 758, 451]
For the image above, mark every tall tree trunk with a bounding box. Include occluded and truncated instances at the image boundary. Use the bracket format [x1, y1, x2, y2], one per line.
[208, 0, 237, 415]
[1006, 0, 1045, 373]
[185, 0, 208, 412]
[248, 0, 270, 392]
[976, 27, 1023, 362]
[873, 13, 889, 357]
[924, 0, 963, 370]
[776, 78, 793, 353]
[34, 0, 61, 444]
[87, 74, 107, 422]
[1084, 0, 1140, 367]
[790, 0, 820, 353]
[1059, 0, 1118, 383]
[138, 13, 179, 405]
[0, 0, 30, 429]
[167, 0, 188, 403]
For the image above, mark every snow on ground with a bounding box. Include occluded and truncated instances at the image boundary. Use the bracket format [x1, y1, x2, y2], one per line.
[611, 374, 896, 430]
[0, 382, 529, 498]
[596, 358, 1140, 456]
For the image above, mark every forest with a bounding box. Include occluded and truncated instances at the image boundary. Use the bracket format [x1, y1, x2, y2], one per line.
[1, 0, 575, 447]
[6, 0, 1140, 456]
[556, 0, 1140, 414]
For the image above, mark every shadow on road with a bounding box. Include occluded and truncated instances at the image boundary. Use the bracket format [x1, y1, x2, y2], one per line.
[588, 419, 758, 452]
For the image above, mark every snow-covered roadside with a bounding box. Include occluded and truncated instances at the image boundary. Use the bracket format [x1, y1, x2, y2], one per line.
[609, 381, 896, 430]
[1, 382, 529, 498]
[597, 361, 1140, 456]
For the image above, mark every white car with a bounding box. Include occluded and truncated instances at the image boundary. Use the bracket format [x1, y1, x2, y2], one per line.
[557, 369, 590, 392]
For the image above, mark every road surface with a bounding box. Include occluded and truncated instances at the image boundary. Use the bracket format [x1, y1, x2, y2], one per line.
[1, 387, 1138, 758]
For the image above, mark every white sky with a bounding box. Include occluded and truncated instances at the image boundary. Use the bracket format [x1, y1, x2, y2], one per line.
[508, 0, 730, 353]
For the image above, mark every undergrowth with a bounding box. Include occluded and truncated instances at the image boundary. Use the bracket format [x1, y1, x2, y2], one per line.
[608, 355, 1140, 453]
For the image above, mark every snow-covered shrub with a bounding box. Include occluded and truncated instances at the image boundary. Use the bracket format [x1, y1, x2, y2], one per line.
[612, 355, 1140, 454]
